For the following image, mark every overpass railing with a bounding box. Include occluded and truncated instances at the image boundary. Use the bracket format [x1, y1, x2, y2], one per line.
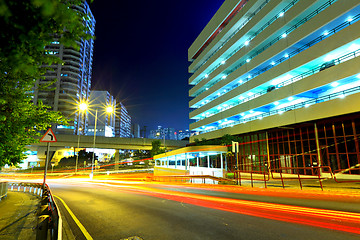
[8, 182, 62, 240]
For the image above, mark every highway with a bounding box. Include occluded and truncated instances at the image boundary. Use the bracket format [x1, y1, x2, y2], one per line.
[49, 180, 360, 240]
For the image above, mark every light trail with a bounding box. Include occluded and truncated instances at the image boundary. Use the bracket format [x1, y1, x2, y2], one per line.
[88, 182, 360, 235]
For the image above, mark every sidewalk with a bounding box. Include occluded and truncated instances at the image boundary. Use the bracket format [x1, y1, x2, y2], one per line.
[0, 192, 38, 240]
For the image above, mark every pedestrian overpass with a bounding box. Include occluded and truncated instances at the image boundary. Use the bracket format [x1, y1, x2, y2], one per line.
[24, 135, 188, 168]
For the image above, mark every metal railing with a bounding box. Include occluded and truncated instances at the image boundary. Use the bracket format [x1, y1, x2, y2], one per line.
[270, 166, 333, 191]
[333, 168, 360, 183]
[233, 167, 270, 188]
[8, 182, 62, 240]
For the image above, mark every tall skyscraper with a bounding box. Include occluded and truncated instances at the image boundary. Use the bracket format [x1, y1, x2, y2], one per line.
[189, 0, 360, 172]
[33, 0, 95, 135]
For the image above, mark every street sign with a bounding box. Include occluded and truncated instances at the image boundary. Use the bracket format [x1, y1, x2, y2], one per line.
[40, 128, 57, 142]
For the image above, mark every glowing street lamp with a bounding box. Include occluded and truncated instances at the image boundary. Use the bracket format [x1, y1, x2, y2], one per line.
[90, 104, 115, 179]
[76, 101, 88, 174]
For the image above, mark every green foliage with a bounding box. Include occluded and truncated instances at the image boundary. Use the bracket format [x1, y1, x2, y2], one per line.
[0, 0, 92, 167]
[150, 140, 165, 157]
[191, 134, 239, 148]
[57, 150, 96, 168]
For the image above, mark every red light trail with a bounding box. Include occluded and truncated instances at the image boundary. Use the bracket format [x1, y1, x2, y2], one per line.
[90, 182, 360, 235]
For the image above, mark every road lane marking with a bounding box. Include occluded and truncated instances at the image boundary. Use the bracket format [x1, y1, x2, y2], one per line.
[54, 195, 93, 240]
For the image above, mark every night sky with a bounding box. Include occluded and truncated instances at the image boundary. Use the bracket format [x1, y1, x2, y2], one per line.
[90, 0, 224, 133]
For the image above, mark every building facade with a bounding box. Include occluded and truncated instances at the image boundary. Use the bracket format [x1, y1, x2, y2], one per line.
[115, 102, 132, 138]
[131, 123, 141, 138]
[86, 90, 115, 137]
[188, 0, 360, 174]
[33, 0, 95, 135]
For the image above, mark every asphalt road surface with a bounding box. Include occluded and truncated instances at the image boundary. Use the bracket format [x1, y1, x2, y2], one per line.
[50, 181, 360, 240]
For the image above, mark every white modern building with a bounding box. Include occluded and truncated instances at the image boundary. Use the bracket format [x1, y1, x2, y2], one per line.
[188, 0, 360, 175]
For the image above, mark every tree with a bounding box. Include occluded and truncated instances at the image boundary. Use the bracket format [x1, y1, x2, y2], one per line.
[149, 140, 165, 157]
[57, 150, 96, 168]
[0, 0, 92, 167]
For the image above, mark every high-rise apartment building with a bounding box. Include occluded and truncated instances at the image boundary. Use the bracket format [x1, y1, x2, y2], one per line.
[189, 0, 360, 173]
[33, 1, 95, 135]
[115, 102, 131, 138]
[86, 91, 115, 137]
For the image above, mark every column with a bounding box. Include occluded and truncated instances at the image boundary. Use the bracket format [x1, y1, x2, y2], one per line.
[207, 154, 210, 168]
[114, 149, 120, 171]
[220, 153, 223, 170]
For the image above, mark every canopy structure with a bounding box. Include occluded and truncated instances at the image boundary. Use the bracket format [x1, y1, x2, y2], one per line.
[153, 145, 228, 177]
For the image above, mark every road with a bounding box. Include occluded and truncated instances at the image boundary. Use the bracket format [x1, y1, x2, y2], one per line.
[49, 180, 360, 240]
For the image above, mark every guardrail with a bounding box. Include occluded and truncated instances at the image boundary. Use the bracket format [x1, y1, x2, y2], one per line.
[333, 168, 360, 183]
[0, 182, 8, 200]
[270, 166, 333, 191]
[8, 182, 62, 240]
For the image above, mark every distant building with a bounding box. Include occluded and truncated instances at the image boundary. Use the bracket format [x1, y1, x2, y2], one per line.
[177, 129, 190, 140]
[33, 1, 95, 135]
[115, 102, 131, 138]
[149, 126, 176, 140]
[131, 123, 141, 138]
[86, 90, 115, 137]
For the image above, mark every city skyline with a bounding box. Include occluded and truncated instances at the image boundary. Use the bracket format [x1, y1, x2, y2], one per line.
[90, 0, 225, 131]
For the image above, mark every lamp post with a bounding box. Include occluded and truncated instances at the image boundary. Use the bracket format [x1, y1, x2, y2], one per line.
[76, 102, 88, 174]
[90, 109, 97, 180]
[75, 127, 82, 174]
[90, 105, 114, 180]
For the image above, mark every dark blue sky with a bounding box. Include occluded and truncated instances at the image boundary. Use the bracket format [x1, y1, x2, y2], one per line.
[91, 0, 224, 133]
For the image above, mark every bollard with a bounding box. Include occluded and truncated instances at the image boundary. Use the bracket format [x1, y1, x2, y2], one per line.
[36, 215, 49, 240]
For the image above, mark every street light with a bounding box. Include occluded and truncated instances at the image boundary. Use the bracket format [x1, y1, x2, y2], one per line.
[76, 102, 88, 174]
[75, 127, 82, 174]
[90, 104, 115, 179]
